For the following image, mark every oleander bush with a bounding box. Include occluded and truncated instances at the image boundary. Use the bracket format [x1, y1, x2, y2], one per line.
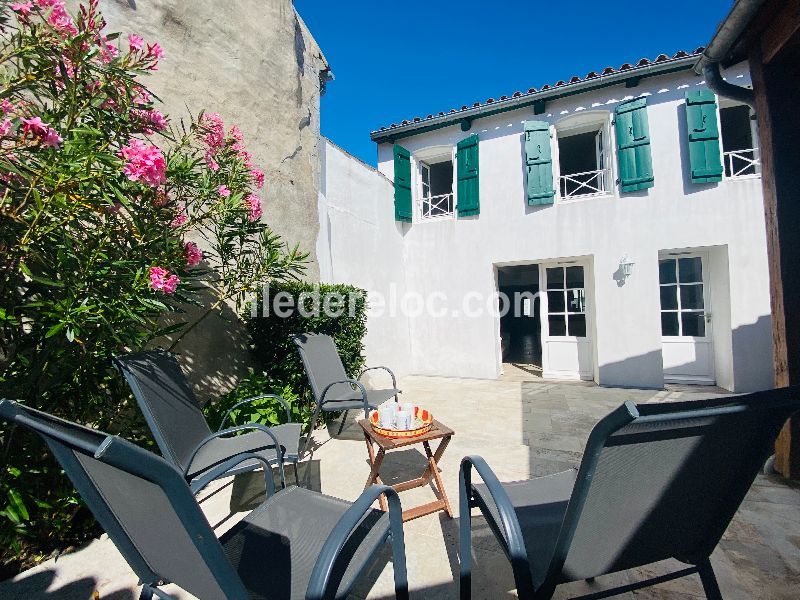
[0, 0, 305, 572]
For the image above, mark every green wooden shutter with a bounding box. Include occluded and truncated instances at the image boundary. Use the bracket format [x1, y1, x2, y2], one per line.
[393, 144, 412, 222]
[685, 90, 723, 184]
[457, 134, 480, 217]
[524, 120, 554, 205]
[614, 97, 654, 192]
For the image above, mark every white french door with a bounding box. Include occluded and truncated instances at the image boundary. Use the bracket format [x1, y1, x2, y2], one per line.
[540, 263, 593, 380]
[659, 253, 715, 384]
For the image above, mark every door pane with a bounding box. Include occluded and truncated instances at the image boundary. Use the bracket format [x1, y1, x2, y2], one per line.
[659, 259, 676, 284]
[546, 267, 563, 289]
[661, 311, 679, 336]
[568, 313, 586, 337]
[678, 257, 703, 283]
[660, 285, 678, 310]
[548, 314, 566, 336]
[567, 289, 585, 312]
[682, 312, 706, 337]
[565, 266, 584, 288]
[680, 284, 704, 310]
[547, 291, 565, 313]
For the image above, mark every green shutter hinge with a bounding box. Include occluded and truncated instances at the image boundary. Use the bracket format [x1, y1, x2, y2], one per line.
[533, 99, 547, 115]
[460, 118, 472, 132]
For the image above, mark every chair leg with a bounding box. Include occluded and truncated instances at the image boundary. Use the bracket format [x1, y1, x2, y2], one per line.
[300, 403, 323, 459]
[336, 409, 349, 436]
[459, 485, 473, 599]
[292, 460, 300, 486]
[139, 586, 154, 600]
[697, 559, 723, 600]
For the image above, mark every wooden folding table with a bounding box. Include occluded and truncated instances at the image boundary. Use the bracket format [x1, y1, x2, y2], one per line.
[358, 418, 455, 522]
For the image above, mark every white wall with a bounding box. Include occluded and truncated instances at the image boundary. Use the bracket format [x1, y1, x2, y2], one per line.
[324, 65, 773, 392]
[318, 140, 413, 378]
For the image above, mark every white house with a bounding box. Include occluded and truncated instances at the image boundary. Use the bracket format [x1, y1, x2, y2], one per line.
[318, 48, 773, 392]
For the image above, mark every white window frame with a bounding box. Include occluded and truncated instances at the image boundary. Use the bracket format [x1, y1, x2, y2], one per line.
[718, 100, 761, 181]
[412, 145, 456, 222]
[553, 112, 615, 202]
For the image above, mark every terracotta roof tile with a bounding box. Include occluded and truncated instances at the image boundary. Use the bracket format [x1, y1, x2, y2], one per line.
[372, 48, 704, 136]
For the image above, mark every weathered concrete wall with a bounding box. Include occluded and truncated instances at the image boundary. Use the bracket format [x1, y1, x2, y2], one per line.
[74, 0, 329, 398]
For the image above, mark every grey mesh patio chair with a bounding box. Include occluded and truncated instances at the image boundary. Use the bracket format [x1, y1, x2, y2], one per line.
[292, 333, 400, 449]
[114, 349, 301, 489]
[459, 387, 800, 600]
[0, 398, 409, 600]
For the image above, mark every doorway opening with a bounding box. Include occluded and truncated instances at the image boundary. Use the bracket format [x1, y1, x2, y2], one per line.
[498, 264, 541, 375]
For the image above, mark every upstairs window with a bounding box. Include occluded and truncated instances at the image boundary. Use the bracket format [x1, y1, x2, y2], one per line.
[720, 105, 759, 178]
[557, 125, 609, 199]
[419, 158, 454, 219]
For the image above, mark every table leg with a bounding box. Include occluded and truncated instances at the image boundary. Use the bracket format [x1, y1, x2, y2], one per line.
[423, 437, 454, 518]
[364, 435, 388, 512]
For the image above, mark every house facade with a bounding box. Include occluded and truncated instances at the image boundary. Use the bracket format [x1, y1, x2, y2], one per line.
[319, 49, 773, 392]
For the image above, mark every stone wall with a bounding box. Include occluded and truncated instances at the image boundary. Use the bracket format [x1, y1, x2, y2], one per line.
[72, 0, 330, 398]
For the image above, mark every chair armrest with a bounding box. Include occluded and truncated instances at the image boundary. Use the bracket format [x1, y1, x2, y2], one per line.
[184, 424, 286, 487]
[358, 366, 399, 394]
[218, 394, 293, 431]
[189, 451, 277, 497]
[319, 379, 368, 407]
[460, 455, 527, 563]
[306, 484, 408, 600]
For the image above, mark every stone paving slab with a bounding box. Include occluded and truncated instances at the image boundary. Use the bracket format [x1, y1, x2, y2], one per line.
[1, 375, 799, 599]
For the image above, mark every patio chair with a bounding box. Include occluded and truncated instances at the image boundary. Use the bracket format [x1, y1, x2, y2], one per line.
[0, 398, 409, 600]
[291, 333, 400, 449]
[114, 349, 301, 490]
[459, 387, 800, 600]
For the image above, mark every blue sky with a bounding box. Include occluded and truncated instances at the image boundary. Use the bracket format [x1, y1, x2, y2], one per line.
[295, 0, 733, 166]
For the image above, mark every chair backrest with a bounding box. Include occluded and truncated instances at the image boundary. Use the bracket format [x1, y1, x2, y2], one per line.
[113, 349, 212, 471]
[291, 333, 353, 403]
[548, 387, 800, 585]
[0, 399, 247, 600]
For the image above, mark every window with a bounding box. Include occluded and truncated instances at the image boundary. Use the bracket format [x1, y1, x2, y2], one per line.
[546, 266, 586, 337]
[720, 105, 759, 178]
[557, 125, 609, 199]
[659, 257, 706, 337]
[418, 156, 454, 219]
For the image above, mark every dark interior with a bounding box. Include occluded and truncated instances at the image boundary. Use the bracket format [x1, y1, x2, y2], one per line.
[498, 265, 541, 368]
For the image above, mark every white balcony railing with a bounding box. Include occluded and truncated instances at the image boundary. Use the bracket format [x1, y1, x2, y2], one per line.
[559, 169, 608, 199]
[421, 193, 455, 219]
[724, 148, 760, 179]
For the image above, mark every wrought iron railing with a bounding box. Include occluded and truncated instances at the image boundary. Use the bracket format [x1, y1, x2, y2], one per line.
[420, 193, 454, 219]
[724, 148, 760, 179]
[559, 169, 608, 199]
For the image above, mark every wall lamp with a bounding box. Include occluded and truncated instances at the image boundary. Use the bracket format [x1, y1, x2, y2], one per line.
[619, 255, 635, 279]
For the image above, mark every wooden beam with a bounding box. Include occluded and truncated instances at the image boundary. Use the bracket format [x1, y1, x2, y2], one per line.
[761, 0, 800, 64]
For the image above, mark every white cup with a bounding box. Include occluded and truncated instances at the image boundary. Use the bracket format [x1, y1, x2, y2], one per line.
[378, 405, 395, 428]
[395, 409, 412, 430]
[401, 402, 415, 418]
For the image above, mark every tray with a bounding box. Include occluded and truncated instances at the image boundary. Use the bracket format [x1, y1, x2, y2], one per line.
[370, 406, 433, 439]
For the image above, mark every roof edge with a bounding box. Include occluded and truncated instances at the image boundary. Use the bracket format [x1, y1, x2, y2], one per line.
[371, 53, 702, 144]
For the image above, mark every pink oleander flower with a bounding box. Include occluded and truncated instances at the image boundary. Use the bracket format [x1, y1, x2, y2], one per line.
[133, 88, 152, 105]
[251, 168, 265, 189]
[131, 108, 168, 134]
[47, 2, 78, 37]
[217, 185, 231, 198]
[244, 194, 262, 222]
[0, 119, 12, 137]
[229, 125, 244, 142]
[22, 117, 48, 137]
[205, 151, 219, 172]
[0, 99, 15, 114]
[170, 202, 187, 227]
[10, 2, 33, 17]
[149, 266, 180, 294]
[43, 128, 63, 148]
[146, 42, 165, 60]
[184, 242, 203, 267]
[200, 112, 225, 151]
[98, 34, 119, 63]
[128, 33, 144, 52]
[118, 139, 166, 187]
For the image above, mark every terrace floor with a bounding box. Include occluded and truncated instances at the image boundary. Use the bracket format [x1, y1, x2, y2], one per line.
[2, 375, 799, 599]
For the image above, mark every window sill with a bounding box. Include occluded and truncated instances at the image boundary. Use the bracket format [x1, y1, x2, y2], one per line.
[725, 174, 761, 181]
[557, 192, 615, 204]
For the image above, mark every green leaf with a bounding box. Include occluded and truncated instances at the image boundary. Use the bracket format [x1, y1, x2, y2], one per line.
[7, 488, 29, 522]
